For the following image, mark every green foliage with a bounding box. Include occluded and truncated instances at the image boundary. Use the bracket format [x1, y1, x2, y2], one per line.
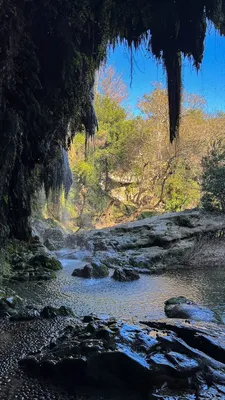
[164, 162, 200, 212]
[201, 141, 225, 212]
[45, 67, 225, 229]
[62, 93, 132, 229]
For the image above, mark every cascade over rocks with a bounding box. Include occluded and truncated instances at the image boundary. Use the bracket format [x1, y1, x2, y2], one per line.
[1, 1, 225, 243]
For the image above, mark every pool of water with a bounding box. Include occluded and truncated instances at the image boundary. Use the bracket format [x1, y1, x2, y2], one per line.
[8, 251, 225, 322]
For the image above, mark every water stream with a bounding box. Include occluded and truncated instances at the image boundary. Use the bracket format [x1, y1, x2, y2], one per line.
[8, 249, 225, 323]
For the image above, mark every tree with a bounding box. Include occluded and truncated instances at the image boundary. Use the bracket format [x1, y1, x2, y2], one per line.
[201, 140, 225, 212]
[96, 66, 128, 105]
[52, 66, 225, 229]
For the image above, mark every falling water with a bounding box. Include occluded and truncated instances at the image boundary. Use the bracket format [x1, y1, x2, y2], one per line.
[62, 147, 73, 198]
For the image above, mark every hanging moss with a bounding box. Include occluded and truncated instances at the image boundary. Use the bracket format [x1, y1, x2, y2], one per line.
[0, 0, 225, 241]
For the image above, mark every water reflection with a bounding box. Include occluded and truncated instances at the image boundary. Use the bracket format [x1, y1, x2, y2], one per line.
[8, 255, 225, 323]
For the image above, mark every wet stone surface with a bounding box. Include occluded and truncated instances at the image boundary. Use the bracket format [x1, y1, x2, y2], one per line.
[17, 316, 225, 399]
[165, 296, 223, 324]
[112, 268, 140, 282]
[0, 317, 143, 400]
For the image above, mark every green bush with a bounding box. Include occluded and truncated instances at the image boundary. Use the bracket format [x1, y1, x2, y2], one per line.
[201, 140, 225, 212]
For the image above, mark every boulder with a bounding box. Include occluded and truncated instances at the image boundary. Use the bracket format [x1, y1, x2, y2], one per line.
[55, 358, 87, 383]
[112, 268, 140, 282]
[30, 254, 62, 271]
[91, 262, 109, 278]
[72, 264, 93, 278]
[72, 262, 109, 279]
[165, 296, 222, 324]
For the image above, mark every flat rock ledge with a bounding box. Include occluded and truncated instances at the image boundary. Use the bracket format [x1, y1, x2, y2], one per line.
[19, 316, 225, 399]
[59, 210, 225, 273]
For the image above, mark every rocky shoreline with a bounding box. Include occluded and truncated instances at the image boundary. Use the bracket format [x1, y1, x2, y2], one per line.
[1, 210, 225, 399]
[0, 284, 225, 399]
[2, 308, 225, 399]
[33, 210, 225, 276]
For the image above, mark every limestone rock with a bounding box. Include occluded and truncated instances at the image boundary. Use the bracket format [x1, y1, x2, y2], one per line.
[91, 262, 109, 278]
[30, 254, 62, 271]
[72, 264, 93, 278]
[72, 262, 109, 279]
[44, 239, 57, 251]
[43, 228, 65, 249]
[112, 268, 140, 282]
[64, 210, 225, 273]
[165, 296, 222, 324]
[19, 316, 225, 398]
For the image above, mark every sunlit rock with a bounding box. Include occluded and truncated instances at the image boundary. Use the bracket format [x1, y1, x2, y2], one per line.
[165, 296, 222, 324]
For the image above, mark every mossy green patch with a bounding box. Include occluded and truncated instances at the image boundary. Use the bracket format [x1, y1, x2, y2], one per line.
[30, 254, 62, 271]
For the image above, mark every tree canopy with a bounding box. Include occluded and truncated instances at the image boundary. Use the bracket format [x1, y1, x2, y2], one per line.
[45, 67, 225, 230]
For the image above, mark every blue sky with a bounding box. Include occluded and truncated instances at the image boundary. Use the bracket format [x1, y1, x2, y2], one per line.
[107, 27, 225, 115]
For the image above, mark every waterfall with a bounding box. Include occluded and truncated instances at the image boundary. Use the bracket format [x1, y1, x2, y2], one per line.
[62, 147, 73, 198]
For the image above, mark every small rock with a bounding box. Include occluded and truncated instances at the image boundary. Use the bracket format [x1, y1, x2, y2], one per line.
[40, 306, 74, 319]
[83, 315, 95, 323]
[10, 308, 40, 321]
[86, 322, 98, 334]
[72, 265, 93, 278]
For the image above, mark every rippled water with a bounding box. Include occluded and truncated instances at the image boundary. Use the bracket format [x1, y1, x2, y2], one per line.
[7, 249, 225, 323]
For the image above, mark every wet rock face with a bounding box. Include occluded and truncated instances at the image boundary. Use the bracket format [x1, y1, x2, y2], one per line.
[72, 262, 109, 279]
[112, 268, 140, 282]
[31, 218, 66, 250]
[43, 228, 65, 250]
[43, 238, 58, 251]
[30, 253, 62, 272]
[7, 240, 62, 282]
[165, 296, 222, 324]
[19, 317, 225, 398]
